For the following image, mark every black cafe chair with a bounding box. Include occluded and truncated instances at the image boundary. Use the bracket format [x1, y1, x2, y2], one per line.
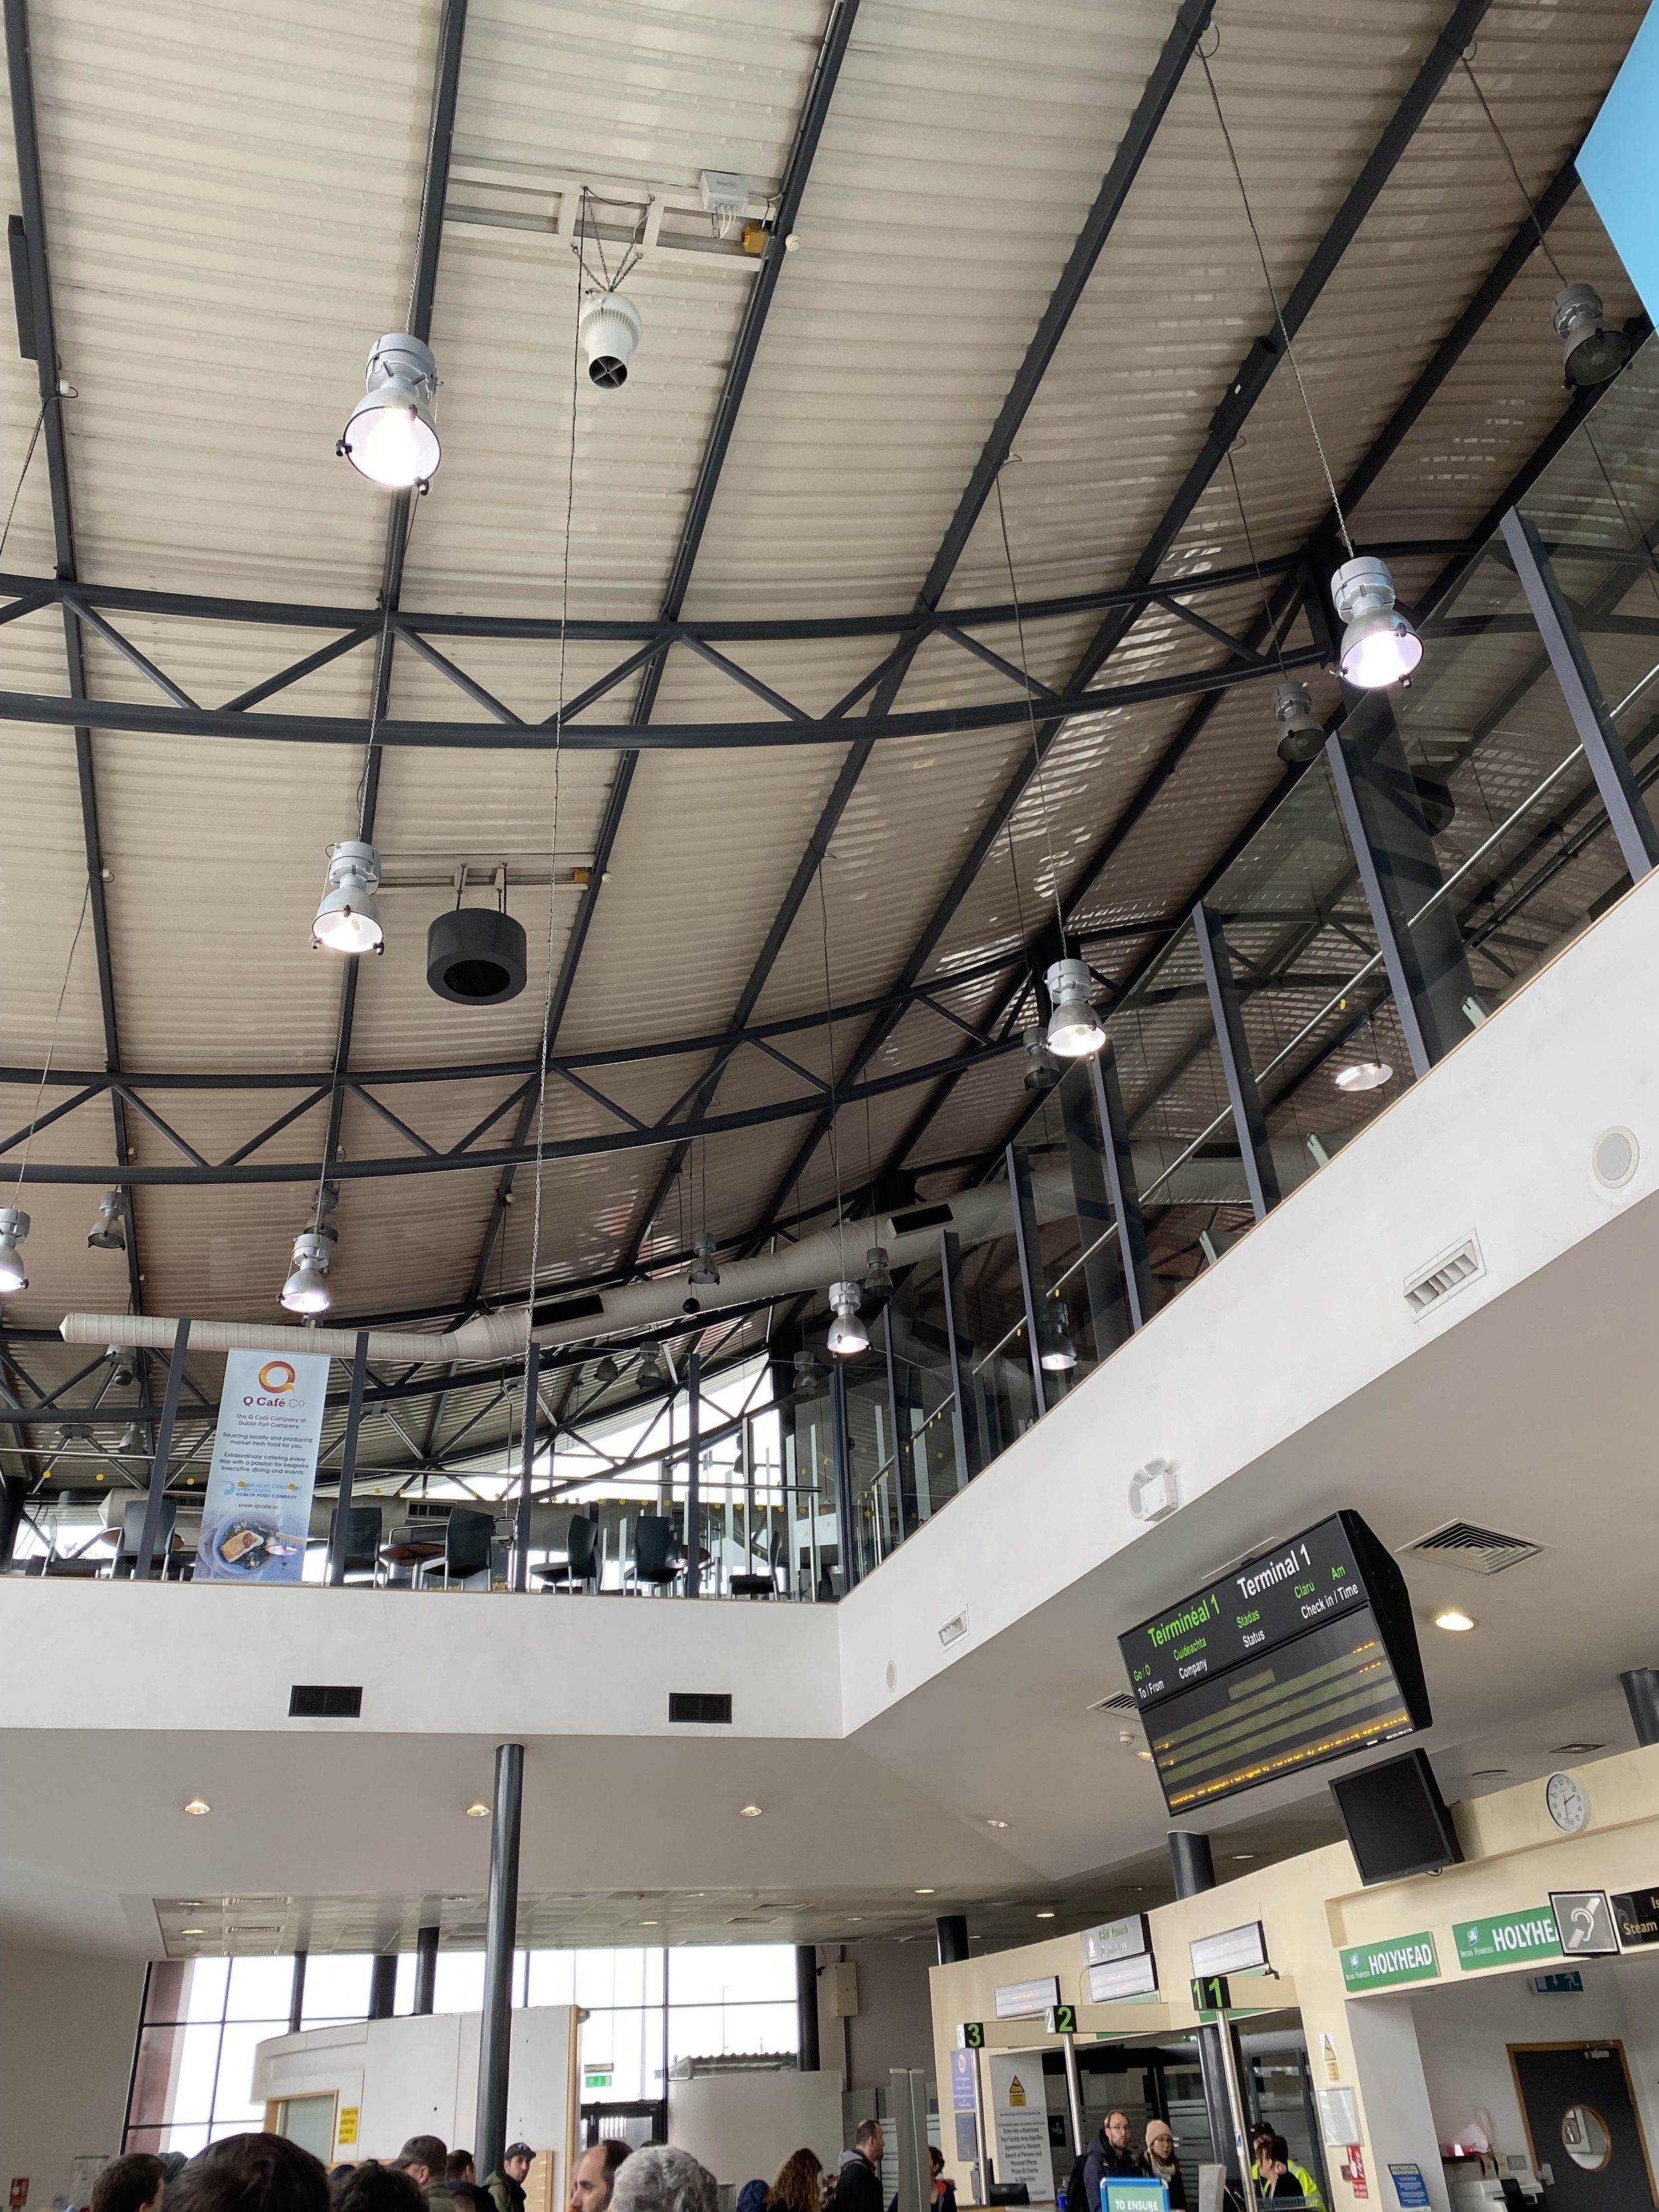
[533, 1513, 600, 1593]
[418, 1506, 496, 1589]
[627, 1514, 680, 1594]
[730, 1530, 784, 1599]
[326, 1503, 384, 1583]
[110, 1496, 177, 1579]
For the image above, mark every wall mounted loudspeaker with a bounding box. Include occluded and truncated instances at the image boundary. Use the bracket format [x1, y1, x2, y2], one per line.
[426, 907, 528, 1004]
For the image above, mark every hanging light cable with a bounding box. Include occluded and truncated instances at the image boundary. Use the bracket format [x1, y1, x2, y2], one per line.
[5, 883, 90, 1301]
[1199, 46, 1421, 691]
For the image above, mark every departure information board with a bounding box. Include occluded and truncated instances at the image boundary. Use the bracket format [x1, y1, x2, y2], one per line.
[1118, 1512, 1431, 1814]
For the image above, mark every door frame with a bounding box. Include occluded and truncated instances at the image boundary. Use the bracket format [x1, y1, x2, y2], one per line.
[1507, 2040, 1658, 2205]
[264, 2090, 341, 2161]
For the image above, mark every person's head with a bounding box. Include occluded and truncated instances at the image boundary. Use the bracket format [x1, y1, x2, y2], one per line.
[168, 2136, 329, 2212]
[159, 2160, 190, 2197]
[92, 2154, 166, 2212]
[570, 2145, 627, 2212]
[447, 2160, 475, 2189]
[927, 2153, 944, 2183]
[502, 2149, 535, 2187]
[1143, 2125, 1175, 2165]
[854, 2122, 883, 2169]
[394, 2142, 449, 2191]
[1259, 2139, 1291, 2182]
[768, 2153, 822, 2212]
[331, 2169, 428, 2212]
[609, 2148, 718, 2212]
[1104, 2114, 1131, 2151]
[1249, 2128, 1274, 2155]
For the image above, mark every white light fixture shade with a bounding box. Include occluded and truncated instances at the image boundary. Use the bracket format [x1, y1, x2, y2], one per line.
[826, 1279, 869, 1358]
[339, 334, 440, 488]
[0, 1206, 29, 1293]
[1332, 556, 1422, 689]
[280, 1226, 336, 1315]
[578, 291, 643, 388]
[313, 840, 384, 953]
[1335, 1060, 1392, 1093]
[1044, 957, 1105, 1057]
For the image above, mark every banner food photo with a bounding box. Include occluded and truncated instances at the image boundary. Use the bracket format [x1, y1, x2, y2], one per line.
[194, 1349, 330, 1583]
[986, 2050, 1054, 2200]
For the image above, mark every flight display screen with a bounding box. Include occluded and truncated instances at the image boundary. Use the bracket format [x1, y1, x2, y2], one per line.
[1118, 1511, 1431, 1815]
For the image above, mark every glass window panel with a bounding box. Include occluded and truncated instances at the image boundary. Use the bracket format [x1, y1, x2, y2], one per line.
[434, 1953, 486, 2014]
[300, 1955, 372, 2026]
[226, 1959, 296, 2022]
[579, 2007, 660, 2103]
[667, 1999, 797, 2064]
[212, 2022, 280, 2125]
[573, 1949, 660, 2008]
[168, 2024, 226, 2123]
[395, 1954, 417, 2014]
[527, 1952, 575, 2007]
[162, 2125, 211, 2156]
[184, 1959, 230, 2024]
[666, 1946, 794, 2005]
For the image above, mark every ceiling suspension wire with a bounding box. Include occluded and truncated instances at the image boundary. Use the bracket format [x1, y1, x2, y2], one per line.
[816, 862, 849, 1277]
[0, 394, 48, 565]
[992, 465, 1070, 951]
[1223, 445, 1290, 682]
[14, 881, 89, 1201]
[1458, 51, 1568, 286]
[1199, 47, 1354, 560]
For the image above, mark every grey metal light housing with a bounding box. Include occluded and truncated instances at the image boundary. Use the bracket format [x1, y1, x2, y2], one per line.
[578, 290, 642, 388]
[313, 841, 384, 955]
[1332, 555, 1422, 690]
[426, 907, 527, 1003]
[1553, 283, 1631, 389]
[862, 1245, 893, 1299]
[826, 1279, 869, 1358]
[0, 1206, 29, 1293]
[1038, 1298, 1077, 1372]
[593, 1353, 620, 1386]
[1022, 1022, 1060, 1093]
[1273, 681, 1326, 766]
[688, 1231, 720, 1287]
[280, 1225, 337, 1315]
[637, 1344, 667, 1390]
[339, 333, 440, 488]
[87, 1189, 127, 1251]
[1045, 958, 1105, 1058]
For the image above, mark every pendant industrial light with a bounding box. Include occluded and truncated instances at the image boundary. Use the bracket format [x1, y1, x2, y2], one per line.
[792, 1348, 819, 1396]
[861, 1246, 893, 1300]
[1022, 1023, 1060, 1093]
[1335, 1059, 1393, 1093]
[279, 1225, 337, 1315]
[1038, 1299, 1078, 1373]
[1552, 283, 1631, 389]
[826, 1280, 869, 1358]
[578, 291, 643, 389]
[0, 1207, 29, 1293]
[1332, 557, 1422, 691]
[593, 1353, 620, 1386]
[637, 1344, 667, 1390]
[688, 1232, 720, 1287]
[86, 1189, 127, 1251]
[1272, 681, 1326, 766]
[118, 1421, 147, 1456]
[313, 841, 384, 954]
[338, 334, 441, 489]
[1044, 958, 1106, 1058]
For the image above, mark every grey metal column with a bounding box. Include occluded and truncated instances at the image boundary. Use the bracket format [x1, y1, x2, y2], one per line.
[1501, 506, 1659, 880]
[796, 1945, 820, 2070]
[1058, 1059, 1123, 1354]
[328, 1331, 369, 1587]
[369, 1953, 396, 2020]
[1005, 1143, 1050, 1414]
[1622, 1669, 1659, 1746]
[684, 1348, 701, 1595]
[936, 1915, 970, 1965]
[885, 1304, 917, 1537]
[414, 1923, 439, 2014]
[288, 1952, 307, 2036]
[830, 1362, 857, 1589]
[939, 1231, 980, 1485]
[1168, 1832, 1240, 2193]
[512, 1340, 539, 1593]
[0, 1473, 24, 1569]
[1326, 704, 1478, 1072]
[1090, 1046, 1153, 1330]
[135, 1317, 189, 1580]
[1192, 903, 1280, 1221]
[475, 1742, 524, 2179]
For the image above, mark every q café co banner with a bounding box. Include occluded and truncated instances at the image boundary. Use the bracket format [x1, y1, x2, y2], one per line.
[193, 1349, 330, 1582]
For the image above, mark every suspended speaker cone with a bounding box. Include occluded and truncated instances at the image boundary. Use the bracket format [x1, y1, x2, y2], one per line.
[426, 907, 528, 1004]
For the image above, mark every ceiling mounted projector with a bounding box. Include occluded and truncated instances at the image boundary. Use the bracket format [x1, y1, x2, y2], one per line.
[427, 908, 528, 1004]
[578, 289, 642, 388]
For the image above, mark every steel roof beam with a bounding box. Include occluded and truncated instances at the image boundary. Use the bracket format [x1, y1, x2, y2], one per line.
[4, 0, 144, 1317]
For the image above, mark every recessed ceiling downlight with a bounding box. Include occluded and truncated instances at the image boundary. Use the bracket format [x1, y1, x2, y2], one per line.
[183, 1798, 210, 1816]
[465, 1802, 490, 1818]
[739, 1804, 763, 1818]
[1433, 1608, 1477, 1633]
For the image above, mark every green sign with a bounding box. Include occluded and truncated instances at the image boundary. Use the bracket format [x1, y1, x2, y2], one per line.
[1191, 1974, 1230, 2013]
[1453, 1906, 1561, 1970]
[1045, 2004, 1078, 2035]
[1103, 2187, 1168, 2212]
[1340, 1932, 1439, 1992]
[959, 2021, 984, 2049]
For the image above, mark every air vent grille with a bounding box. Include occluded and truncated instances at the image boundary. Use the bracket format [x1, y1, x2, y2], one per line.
[1090, 1692, 1138, 1712]
[289, 1684, 363, 1718]
[889, 1203, 954, 1234]
[1404, 1234, 1484, 1317]
[1407, 1521, 1543, 1576]
[669, 1692, 732, 1725]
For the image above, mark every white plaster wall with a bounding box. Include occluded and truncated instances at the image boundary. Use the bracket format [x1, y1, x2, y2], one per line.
[0, 1943, 147, 2211]
[667, 2072, 846, 2185]
[1344, 1996, 1449, 2212]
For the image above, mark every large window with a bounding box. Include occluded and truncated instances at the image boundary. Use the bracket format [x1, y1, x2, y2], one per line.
[126, 1945, 798, 2148]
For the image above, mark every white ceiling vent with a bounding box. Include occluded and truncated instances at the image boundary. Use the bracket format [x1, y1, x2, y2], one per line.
[1407, 1520, 1544, 1576]
[1089, 1692, 1138, 1712]
[1404, 1233, 1484, 1318]
[939, 1607, 969, 1649]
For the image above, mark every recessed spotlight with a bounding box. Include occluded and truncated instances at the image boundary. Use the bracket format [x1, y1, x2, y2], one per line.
[847, 1916, 863, 1923]
[984, 1818, 1010, 1829]
[177, 1901, 202, 1909]
[915, 1887, 936, 1895]
[1472, 1768, 1509, 1778]
[1036, 1910, 1056, 1921]
[183, 1798, 210, 1816]
[180, 1927, 206, 1937]
[740, 1804, 763, 1818]
[465, 1802, 491, 1818]
[639, 1919, 660, 1927]
[1232, 1853, 1256, 1862]
[1433, 1609, 1476, 1633]
[1136, 1749, 1154, 1762]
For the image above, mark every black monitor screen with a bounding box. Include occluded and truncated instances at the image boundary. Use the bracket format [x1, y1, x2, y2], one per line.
[1330, 1748, 1463, 1884]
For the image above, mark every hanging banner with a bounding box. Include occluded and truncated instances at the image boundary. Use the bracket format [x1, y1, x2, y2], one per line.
[194, 1350, 329, 1582]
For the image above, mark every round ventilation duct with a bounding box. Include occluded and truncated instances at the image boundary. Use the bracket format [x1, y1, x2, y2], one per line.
[426, 907, 528, 1004]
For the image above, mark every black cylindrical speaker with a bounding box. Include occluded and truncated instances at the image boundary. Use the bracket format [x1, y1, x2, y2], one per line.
[426, 907, 528, 1004]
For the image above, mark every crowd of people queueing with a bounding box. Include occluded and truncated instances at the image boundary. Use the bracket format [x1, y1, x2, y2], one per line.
[1068, 2112, 1325, 2212]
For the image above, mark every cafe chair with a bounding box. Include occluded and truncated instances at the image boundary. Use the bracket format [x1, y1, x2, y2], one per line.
[729, 1529, 785, 1599]
[417, 1506, 496, 1590]
[625, 1514, 681, 1595]
[110, 1496, 177, 1579]
[533, 1513, 600, 1594]
[326, 1503, 384, 1584]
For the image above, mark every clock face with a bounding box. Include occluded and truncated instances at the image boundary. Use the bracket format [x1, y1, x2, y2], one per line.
[1547, 1771, 1590, 1833]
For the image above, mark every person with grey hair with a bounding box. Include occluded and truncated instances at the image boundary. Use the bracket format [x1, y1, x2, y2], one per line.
[609, 2149, 718, 2212]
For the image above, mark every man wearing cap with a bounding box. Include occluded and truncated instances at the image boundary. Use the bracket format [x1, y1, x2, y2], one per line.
[486, 2146, 535, 2212]
[396, 2139, 455, 2212]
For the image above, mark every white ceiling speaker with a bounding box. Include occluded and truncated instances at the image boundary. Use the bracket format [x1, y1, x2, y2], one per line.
[579, 290, 643, 389]
[1592, 1125, 1639, 1189]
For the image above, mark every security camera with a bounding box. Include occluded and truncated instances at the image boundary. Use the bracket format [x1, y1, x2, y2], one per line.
[579, 290, 643, 389]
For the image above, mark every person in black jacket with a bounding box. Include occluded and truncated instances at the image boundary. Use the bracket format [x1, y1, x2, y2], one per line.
[831, 2124, 884, 2212]
[1080, 2113, 1146, 2212]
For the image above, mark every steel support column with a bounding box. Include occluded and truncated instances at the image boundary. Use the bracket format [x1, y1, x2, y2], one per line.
[1167, 1833, 1241, 2191]
[830, 1361, 855, 1591]
[134, 1318, 189, 1580]
[369, 1953, 397, 2020]
[939, 1230, 980, 1488]
[327, 1331, 369, 1587]
[512, 1340, 539, 1593]
[1501, 506, 1659, 881]
[1193, 902, 1280, 1221]
[796, 1945, 821, 2071]
[1090, 1048, 1153, 1331]
[475, 1742, 524, 2179]
[289, 1953, 307, 2035]
[1056, 1060, 1124, 1355]
[414, 1924, 439, 2015]
[1005, 1144, 1050, 1415]
[684, 1348, 700, 1596]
